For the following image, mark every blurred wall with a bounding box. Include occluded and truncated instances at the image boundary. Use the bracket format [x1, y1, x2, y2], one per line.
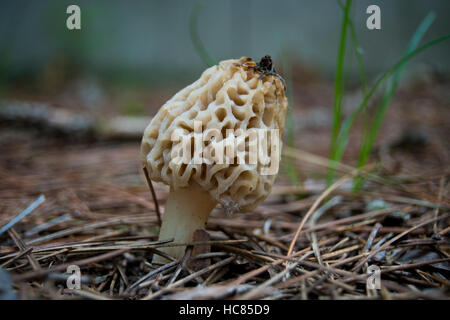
[1, 0, 449, 84]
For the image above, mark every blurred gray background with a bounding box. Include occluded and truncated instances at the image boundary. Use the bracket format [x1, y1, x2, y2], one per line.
[1, 0, 449, 85]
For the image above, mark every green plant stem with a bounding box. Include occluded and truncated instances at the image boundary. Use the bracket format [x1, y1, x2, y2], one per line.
[338, 0, 367, 94]
[353, 12, 436, 191]
[190, 3, 217, 67]
[328, 0, 352, 185]
[333, 32, 450, 169]
[281, 49, 300, 187]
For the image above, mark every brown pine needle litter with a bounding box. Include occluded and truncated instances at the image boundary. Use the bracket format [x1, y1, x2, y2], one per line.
[0, 111, 449, 300]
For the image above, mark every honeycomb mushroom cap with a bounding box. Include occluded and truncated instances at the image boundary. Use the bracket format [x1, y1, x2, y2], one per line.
[141, 57, 288, 212]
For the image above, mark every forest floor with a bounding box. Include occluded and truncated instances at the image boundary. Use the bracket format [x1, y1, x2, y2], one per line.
[0, 73, 449, 300]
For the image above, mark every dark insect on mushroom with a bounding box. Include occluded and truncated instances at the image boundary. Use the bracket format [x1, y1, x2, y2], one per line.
[257, 55, 273, 74]
[249, 55, 286, 91]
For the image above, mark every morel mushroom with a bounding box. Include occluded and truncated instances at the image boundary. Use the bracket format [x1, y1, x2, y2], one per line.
[141, 56, 288, 263]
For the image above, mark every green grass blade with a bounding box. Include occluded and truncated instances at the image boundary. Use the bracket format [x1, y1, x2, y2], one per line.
[328, 0, 352, 185]
[332, 32, 450, 167]
[353, 12, 436, 191]
[281, 49, 301, 186]
[189, 3, 217, 67]
[337, 0, 370, 187]
[338, 0, 367, 94]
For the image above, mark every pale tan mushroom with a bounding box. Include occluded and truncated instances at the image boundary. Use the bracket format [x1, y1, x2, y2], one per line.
[141, 56, 288, 263]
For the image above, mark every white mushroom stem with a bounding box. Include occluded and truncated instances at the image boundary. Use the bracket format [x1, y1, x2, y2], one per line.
[153, 183, 217, 264]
